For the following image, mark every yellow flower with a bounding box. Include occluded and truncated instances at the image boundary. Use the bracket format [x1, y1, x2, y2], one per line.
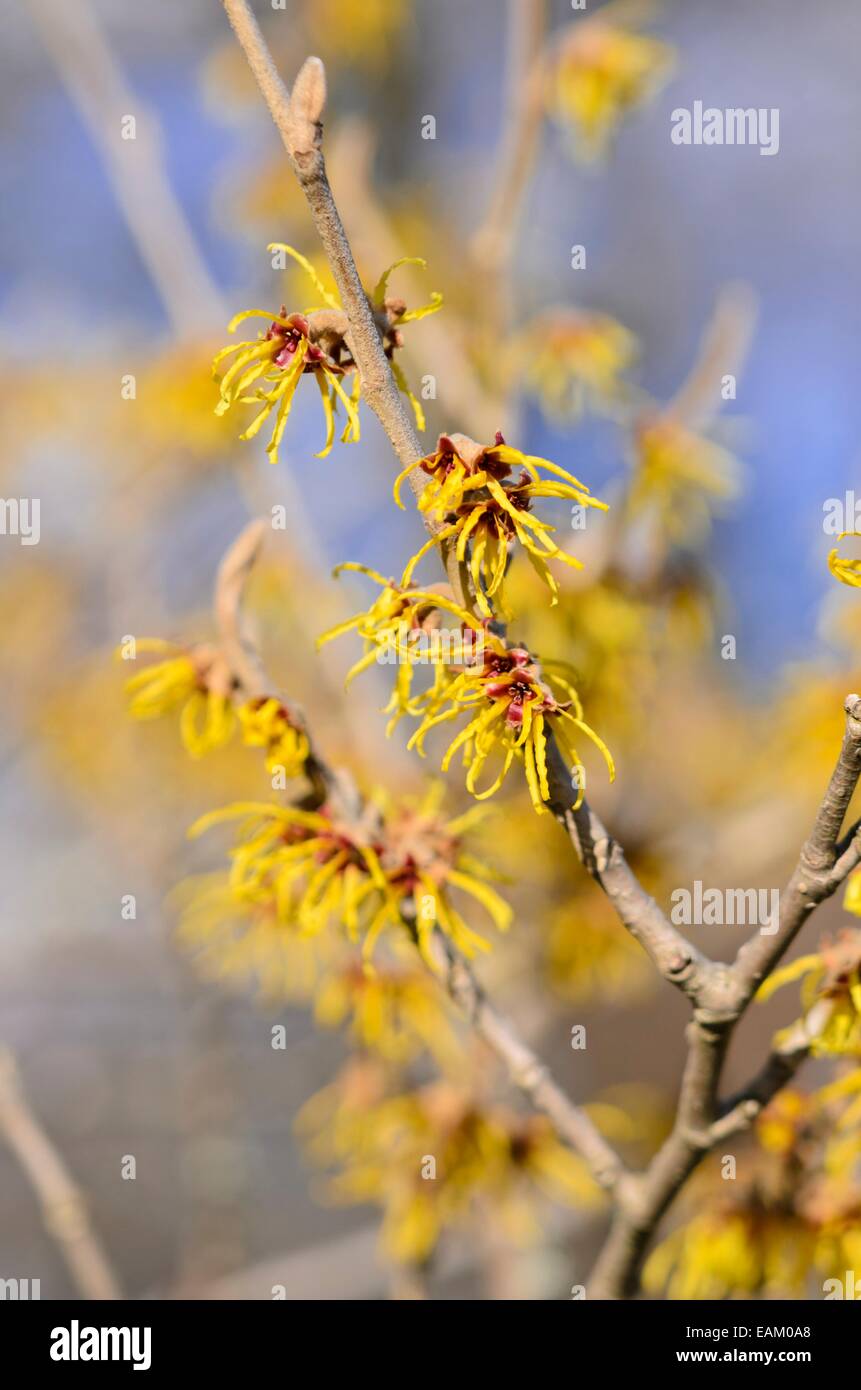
[394, 429, 604, 525]
[545, 900, 654, 1004]
[828, 531, 861, 588]
[644, 1205, 815, 1300]
[757, 928, 861, 1057]
[188, 784, 512, 968]
[630, 413, 741, 539]
[298, 1077, 600, 1265]
[549, 21, 675, 160]
[172, 871, 332, 1003]
[517, 309, 637, 422]
[121, 638, 236, 758]
[313, 958, 462, 1070]
[404, 474, 604, 617]
[214, 246, 440, 463]
[317, 563, 482, 733]
[237, 696, 310, 776]
[408, 640, 615, 816]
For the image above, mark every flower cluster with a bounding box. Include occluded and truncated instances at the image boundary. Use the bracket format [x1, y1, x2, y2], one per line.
[187, 786, 512, 968]
[298, 1068, 601, 1264]
[213, 246, 440, 463]
[121, 639, 309, 773]
[320, 562, 614, 814]
[644, 1084, 861, 1298]
[397, 433, 607, 614]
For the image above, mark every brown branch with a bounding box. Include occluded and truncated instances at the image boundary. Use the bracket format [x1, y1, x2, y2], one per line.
[545, 739, 711, 998]
[586, 702, 861, 1298]
[208, 522, 625, 1191]
[0, 1048, 122, 1300]
[731, 693, 861, 1005]
[221, 0, 472, 612]
[437, 937, 625, 1192]
[709, 1000, 834, 1144]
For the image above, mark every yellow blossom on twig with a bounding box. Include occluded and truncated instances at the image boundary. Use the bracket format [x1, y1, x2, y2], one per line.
[408, 640, 615, 816]
[237, 695, 310, 776]
[213, 245, 440, 463]
[187, 784, 512, 968]
[120, 638, 236, 758]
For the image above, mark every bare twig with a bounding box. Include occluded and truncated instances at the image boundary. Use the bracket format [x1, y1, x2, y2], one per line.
[470, 0, 547, 302]
[220, 0, 472, 611]
[0, 1049, 122, 1300]
[25, 0, 221, 334]
[587, 701, 861, 1298]
[731, 693, 861, 1004]
[438, 937, 625, 1191]
[545, 740, 711, 998]
[214, 519, 269, 698]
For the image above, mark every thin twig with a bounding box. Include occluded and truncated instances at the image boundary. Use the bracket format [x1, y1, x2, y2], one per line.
[25, 0, 222, 334]
[587, 703, 861, 1298]
[470, 0, 547, 318]
[0, 1049, 122, 1300]
[220, 0, 472, 611]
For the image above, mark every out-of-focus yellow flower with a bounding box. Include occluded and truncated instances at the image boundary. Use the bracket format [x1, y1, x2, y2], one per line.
[630, 414, 741, 540]
[647, 1084, 861, 1298]
[237, 696, 310, 776]
[545, 899, 654, 1004]
[121, 638, 236, 758]
[313, 958, 462, 1069]
[644, 1204, 815, 1299]
[408, 640, 614, 816]
[757, 928, 861, 1057]
[517, 310, 637, 422]
[305, 0, 410, 69]
[757, 1088, 816, 1156]
[173, 871, 332, 1003]
[828, 531, 861, 588]
[214, 246, 440, 463]
[548, 21, 675, 161]
[298, 1076, 601, 1264]
[188, 785, 512, 967]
